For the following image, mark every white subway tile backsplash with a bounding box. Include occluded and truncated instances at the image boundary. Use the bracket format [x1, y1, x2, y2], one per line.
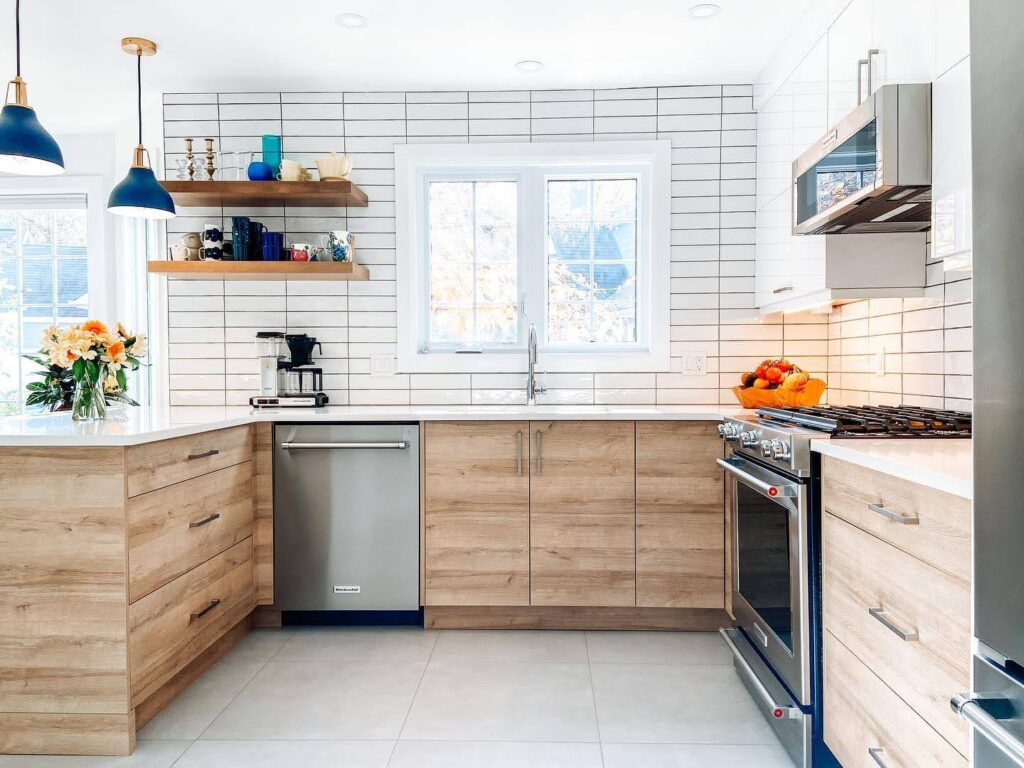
[160, 84, 837, 408]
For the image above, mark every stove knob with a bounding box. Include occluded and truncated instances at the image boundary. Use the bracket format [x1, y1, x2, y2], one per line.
[760, 440, 774, 458]
[770, 440, 792, 461]
[719, 423, 742, 441]
[740, 430, 759, 447]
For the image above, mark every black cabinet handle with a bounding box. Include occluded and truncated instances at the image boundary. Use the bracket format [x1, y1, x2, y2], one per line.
[190, 599, 221, 622]
[187, 449, 219, 461]
[189, 513, 221, 528]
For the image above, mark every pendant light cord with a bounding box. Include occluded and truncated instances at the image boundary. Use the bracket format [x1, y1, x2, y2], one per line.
[15, 0, 21, 76]
[136, 50, 142, 145]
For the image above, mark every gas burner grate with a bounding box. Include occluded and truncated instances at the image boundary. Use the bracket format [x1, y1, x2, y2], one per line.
[756, 405, 972, 437]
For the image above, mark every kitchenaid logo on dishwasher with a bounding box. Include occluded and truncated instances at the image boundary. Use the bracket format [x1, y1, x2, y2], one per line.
[334, 585, 361, 594]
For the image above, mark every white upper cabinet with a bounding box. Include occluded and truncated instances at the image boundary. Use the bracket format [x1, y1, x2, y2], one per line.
[791, 34, 830, 162]
[827, 0, 872, 127]
[931, 57, 972, 269]
[870, 0, 935, 90]
[755, 81, 794, 211]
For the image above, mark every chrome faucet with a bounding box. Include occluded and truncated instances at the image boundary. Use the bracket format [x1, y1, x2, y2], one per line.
[526, 324, 547, 405]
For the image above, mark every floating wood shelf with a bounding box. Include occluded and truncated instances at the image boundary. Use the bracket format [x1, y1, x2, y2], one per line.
[147, 261, 369, 281]
[160, 180, 368, 208]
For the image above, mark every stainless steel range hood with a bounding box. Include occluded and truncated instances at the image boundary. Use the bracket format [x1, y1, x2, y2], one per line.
[792, 83, 931, 235]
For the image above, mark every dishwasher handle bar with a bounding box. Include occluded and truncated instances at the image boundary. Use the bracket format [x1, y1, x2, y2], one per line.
[280, 441, 409, 450]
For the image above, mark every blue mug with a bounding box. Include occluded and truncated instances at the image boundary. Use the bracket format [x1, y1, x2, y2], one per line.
[261, 231, 284, 261]
[230, 216, 250, 262]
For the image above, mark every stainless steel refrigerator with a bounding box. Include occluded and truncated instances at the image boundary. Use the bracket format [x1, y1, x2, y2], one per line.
[956, 2, 1024, 764]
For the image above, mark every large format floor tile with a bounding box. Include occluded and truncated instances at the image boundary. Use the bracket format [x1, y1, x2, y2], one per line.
[431, 629, 588, 663]
[137, 657, 265, 740]
[401, 660, 600, 742]
[273, 626, 438, 662]
[602, 743, 796, 768]
[0, 740, 191, 768]
[590, 663, 778, 744]
[389, 740, 604, 768]
[174, 740, 394, 768]
[203, 660, 426, 740]
[585, 630, 731, 665]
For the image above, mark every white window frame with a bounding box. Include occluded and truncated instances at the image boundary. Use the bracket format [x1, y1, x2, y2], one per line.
[396, 140, 671, 373]
[0, 176, 111, 319]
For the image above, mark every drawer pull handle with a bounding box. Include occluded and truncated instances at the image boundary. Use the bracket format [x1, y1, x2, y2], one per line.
[190, 599, 221, 622]
[187, 449, 220, 461]
[867, 502, 919, 525]
[189, 512, 221, 528]
[867, 747, 888, 768]
[869, 606, 919, 641]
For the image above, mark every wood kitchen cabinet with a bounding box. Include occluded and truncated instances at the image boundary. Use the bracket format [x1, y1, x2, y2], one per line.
[529, 420, 636, 607]
[0, 427, 256, 755]
[423, 421, 530, 606]
[821, 456, 971, 764]
[636, 421, 725, 609]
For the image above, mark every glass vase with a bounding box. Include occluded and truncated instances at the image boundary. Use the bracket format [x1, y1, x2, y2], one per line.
[71, 368, 108, 421]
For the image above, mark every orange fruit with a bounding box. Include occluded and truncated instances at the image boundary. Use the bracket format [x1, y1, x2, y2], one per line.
[753, 378, 771, 389]
[765, 366, 784, 384]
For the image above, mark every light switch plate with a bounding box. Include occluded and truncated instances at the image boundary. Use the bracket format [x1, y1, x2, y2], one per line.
[370, 353, 397, 377]
[680, 352, 708, 376]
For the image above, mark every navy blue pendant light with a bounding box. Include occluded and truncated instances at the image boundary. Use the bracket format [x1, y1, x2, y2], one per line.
[0, 0, 65, 175]
[107, 37, 175, 219]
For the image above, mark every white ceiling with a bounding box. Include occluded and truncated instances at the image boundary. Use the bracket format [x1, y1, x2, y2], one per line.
[1, 0, 812, 134]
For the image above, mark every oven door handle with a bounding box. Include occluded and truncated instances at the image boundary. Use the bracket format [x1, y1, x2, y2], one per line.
[719, 628, 803, 720]
[717, 457, 799, 498]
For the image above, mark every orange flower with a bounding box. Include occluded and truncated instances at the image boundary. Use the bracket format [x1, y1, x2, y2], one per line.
[107, 341, 126, 358]
[82, 320, 108, 335]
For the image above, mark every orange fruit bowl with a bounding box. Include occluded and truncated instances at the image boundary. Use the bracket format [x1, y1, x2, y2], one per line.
[732, 378, 827, 409]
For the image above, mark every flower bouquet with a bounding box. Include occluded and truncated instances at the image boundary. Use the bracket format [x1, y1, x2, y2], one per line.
[25, 321, 148, 420]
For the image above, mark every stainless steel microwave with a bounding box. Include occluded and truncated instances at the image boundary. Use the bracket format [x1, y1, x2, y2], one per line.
[792, 83, 931, 235]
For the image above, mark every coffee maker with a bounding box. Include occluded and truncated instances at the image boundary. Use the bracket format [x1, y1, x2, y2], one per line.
[250, 331, 329, 408]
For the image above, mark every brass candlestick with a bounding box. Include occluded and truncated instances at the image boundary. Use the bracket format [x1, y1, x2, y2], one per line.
[204, 138, 216, 180]
[184, 138, 195, 180]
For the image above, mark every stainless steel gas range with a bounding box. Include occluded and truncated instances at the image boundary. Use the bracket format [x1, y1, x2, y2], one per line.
[716, 405, 971, 768]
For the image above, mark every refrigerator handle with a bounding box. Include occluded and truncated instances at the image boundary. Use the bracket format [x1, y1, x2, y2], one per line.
[952, 693, 1024, 767]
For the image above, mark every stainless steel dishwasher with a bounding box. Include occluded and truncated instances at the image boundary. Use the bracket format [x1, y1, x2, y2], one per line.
[273, 423, 420, 612]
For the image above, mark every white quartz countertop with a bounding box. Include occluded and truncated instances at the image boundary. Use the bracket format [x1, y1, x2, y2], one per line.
[0, 404, 745, 447]
[811, 438, 973, 499]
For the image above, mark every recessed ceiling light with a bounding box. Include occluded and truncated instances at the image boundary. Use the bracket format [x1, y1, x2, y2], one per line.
[335, 13, 367, 28]
[689, 3, 721, 18]
[515, 60, 544, 73]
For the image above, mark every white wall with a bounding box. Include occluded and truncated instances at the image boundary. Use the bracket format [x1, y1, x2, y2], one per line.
[160, 86, 829, 408]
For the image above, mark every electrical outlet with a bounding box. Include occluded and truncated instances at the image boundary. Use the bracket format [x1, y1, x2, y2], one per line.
[680, 352, 708, 376]
[369, 353, 396, 377]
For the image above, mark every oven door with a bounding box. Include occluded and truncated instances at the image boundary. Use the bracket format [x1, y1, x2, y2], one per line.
[720, 453, 811, 706]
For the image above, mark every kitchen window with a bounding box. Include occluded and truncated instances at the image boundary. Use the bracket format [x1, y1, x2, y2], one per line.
[396, 141, 670, 373]
[0, 196, 89, 415]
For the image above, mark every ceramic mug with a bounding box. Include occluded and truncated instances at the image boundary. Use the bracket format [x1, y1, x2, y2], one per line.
[320, 230, 352, 262]
[277, 159, 309, 182]
[291, 243, 318, 262]
[202, 224, 224, 260]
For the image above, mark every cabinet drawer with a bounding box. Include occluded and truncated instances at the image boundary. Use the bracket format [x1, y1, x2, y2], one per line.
[821, 455, 970, 581]
[126, 425, 252, 497]
[129, 538, 253, 707]
[823, 513, 970, 754]
[128, 462, 254, 603]
[824, 631, 967, 768]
